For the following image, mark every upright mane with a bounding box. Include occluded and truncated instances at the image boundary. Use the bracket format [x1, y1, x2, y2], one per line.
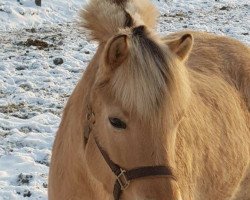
[81, 0, 191, 124]
[80, 0, 159, 42]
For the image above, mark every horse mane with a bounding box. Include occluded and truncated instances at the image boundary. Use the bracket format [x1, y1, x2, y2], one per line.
[81, 0, 190, 125]
[80, 0, 159, 42]
[93, 26, 191, 124]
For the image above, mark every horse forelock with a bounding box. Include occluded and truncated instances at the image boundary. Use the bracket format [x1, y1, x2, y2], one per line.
[96, 26, 176, 123]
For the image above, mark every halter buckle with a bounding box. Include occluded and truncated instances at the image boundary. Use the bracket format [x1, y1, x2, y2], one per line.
[117, 169, 130, 190]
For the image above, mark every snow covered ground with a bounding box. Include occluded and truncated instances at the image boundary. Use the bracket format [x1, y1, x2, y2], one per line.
[0, 0, 84, 30]
[0, 0, 249, 199]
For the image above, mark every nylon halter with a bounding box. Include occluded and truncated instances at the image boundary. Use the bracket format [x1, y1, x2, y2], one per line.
[84, 108, 177, 200]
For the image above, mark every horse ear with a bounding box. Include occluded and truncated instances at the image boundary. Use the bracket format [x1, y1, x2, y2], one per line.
[165, 34, 193, 61]
[106, 35, 128, 69]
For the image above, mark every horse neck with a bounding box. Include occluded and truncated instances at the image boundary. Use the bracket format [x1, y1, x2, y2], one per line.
[51, 46, 107, 198]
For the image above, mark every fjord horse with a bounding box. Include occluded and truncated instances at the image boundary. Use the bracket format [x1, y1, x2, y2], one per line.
[49, 0, 250, 199]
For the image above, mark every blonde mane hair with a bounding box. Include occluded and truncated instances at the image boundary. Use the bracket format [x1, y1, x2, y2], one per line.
[81, 0, 191, 124]
[81, 0, 159, 42]
[92, 26, 190, 125]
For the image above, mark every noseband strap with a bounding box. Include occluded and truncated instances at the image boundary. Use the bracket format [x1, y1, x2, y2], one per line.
[95, 139, 176, 200]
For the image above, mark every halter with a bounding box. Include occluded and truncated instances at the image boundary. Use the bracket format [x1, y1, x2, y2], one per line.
[84, 108, 177, 200]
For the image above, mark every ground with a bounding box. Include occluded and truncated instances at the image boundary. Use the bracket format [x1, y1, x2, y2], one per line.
[0, 0, 249, 199]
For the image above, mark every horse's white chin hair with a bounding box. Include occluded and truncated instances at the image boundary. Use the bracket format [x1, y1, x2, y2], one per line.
[177, 192, 183, 200]
[178, 196, 183, 200]
[135, 194, 183, 200]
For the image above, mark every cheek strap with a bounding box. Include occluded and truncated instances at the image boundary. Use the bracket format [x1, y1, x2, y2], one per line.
[83, 106, 176, 200]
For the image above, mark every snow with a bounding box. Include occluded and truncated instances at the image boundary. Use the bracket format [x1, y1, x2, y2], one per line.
[0, 0, 85, 30]
[156, 0, 249, 44]
[0, 0, 249, 199]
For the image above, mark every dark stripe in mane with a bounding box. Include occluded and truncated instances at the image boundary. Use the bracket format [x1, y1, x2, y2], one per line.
[132, 25, 145, 37]
[108, 1, 133, 28]
[124, 11, 134, 28]
[110, 0, 127, 6]
[132, 26, 168, 81]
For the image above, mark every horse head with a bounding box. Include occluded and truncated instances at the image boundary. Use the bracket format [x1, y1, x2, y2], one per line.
[82, 2, 193, 198]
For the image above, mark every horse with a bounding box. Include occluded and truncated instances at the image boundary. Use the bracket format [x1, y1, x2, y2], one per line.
[48, 0, 250, 199]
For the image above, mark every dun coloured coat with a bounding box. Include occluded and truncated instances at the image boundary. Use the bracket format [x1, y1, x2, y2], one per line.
[49, 0, 250, 199]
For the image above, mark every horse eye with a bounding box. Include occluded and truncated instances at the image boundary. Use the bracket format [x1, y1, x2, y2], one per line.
[109, 117, 127, 129]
